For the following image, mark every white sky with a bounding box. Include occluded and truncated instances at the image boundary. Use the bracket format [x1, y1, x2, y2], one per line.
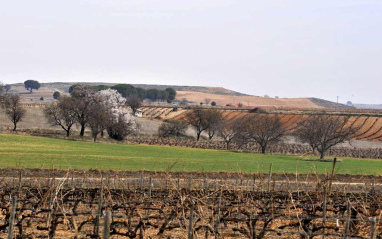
[0, 0, 381, 104]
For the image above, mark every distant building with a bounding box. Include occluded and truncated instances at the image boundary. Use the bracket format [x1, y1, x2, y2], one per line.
[135, 109, 143, 117]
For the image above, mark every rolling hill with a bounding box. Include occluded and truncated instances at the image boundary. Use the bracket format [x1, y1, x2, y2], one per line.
[7, 82, 353, 109]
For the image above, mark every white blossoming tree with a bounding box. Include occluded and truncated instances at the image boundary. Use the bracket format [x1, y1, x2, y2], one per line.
[87, 89, 139, 142]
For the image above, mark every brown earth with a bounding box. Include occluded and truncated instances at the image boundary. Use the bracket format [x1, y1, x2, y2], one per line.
[137, 107, 382, 142]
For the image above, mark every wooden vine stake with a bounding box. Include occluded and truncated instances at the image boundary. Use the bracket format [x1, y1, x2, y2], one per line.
[103, 211, 111, 239]
[344, 202, 351, 239]
[268, 163, 273, 192]
[215, 189, 222, 239]
[370, 217, 376, 239]
[322, 185, 328, 239]
[8, 196, 17, 239]
[188, 206, 194, 239]
[95, 178, 104, 237]
[328, 158, 337, 195]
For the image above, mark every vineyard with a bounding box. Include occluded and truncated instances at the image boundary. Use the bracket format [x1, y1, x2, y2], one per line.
[15, 104, 382, 142]
[0, 170, 381, 238]
[139, 108, 382, 142]
[129, 137, 382, 159]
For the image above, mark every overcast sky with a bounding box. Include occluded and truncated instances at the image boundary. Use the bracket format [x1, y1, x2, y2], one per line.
[1, 0, 381, 104]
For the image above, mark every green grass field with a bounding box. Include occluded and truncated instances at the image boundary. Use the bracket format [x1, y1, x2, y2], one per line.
[0, 134, 381, 175]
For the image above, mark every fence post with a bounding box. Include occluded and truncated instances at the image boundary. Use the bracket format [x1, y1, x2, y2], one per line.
[149, 176, 152, 197]
[328, 158, 337, 194]
[18, 170, 22, 194]
[253, 173, 256, 191]
[140, 173, 143, 189]
[268, 163, 273, 192]
[71, 170, 74, 189]
[370, 217, 376, 239]
[215, 189, 222, 239]
[146, 176, 152, 217]
[322, 185, 328, 239]
[204, 175, 208, 194]
[95, 181, 104, 237]
[139, 221, 144, 239]
[8, 196, 17, 239]
[103, 211, 111, 239]
[177, 174, 180, 191]
[344, 202, 351, 239]
[188, 206, 194, 239]
[188, 177, 192, 192]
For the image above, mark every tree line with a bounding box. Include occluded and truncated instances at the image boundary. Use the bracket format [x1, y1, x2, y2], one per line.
[69, 84, 176, 102]
[45, 85, 139, 141]
[164, 106, 360, 159]
[0, 83, 139, 142]
[0, 81, 362, 159]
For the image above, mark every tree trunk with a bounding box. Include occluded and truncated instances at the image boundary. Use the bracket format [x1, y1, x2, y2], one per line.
[93, 133, 98, 142]
[66, 130, 70, 137]
[208, 129, 214, 140]
[196, 131, 201, 141]
[13, 122, 17, 131]
[226, 141, 230, 150]
[320, 150, 325, 159]
[261, 145, 266, 154]
[80, 123, 85, 137]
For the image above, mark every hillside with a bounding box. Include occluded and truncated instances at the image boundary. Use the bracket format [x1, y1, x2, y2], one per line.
[176, 91, 323, 109]
[137, 107, 382, 142]
[309, 98, 355, 109]
[40, 82, 248, 96]
[7, 82, 353, 109]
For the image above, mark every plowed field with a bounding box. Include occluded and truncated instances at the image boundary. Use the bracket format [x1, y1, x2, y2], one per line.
[141, 108, 382, 141]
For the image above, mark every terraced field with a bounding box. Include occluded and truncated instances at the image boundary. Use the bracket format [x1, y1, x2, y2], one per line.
[140, 107, 382, 141]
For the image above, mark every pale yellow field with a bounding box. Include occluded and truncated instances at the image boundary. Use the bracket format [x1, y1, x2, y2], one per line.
[175, 91, 322, 108]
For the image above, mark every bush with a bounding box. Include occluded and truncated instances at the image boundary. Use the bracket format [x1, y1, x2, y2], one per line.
[211, 101, 216, 106]
[107, 114, 139, 141]
[158, 120, 188, 138]
[53, 91, 61, 99]
[40, 97, 44, 101]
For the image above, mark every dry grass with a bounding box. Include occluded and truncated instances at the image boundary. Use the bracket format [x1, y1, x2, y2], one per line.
[0, 108, 162, 136]
[175, 91, 322, 108]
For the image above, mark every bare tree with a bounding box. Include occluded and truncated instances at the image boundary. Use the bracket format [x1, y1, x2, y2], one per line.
[44, 96, 77, 137]
[218, 118, 241, 149]
[71, 85, 95, 136]
[126, 94, 142, 115]
[295, 115, 358, 159]
[239, 114, 287, 153]
[204, 98, 211, 105]
[184, 107, 224, 141]
[0, 82, 4, 95]
[158, 120, 188, 138]
[4, 94, 26, 131]
[184, 106, 209, 141]
[205, 108, 224, 140]
[86, 95, 112, 142]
